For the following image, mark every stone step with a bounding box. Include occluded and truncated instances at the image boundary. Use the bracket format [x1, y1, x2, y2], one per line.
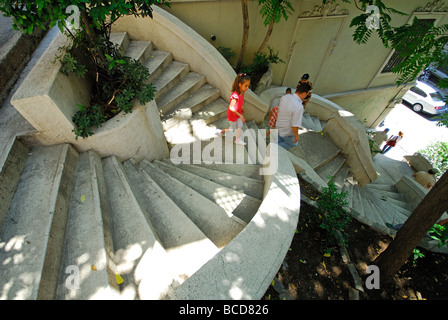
[311, 116, 323, 132]
[160, 158, 264, 200]
[122, 159, 220, 291]
[157, 72, 207, 116]
[363, 182, 396, 192]
[364, 186, 406, 201]
[124, 40, 153, 63]
[176, 162, 263, 181]
[153, 159, 261, 224]
[190, 98, 228, 125]
[320, 120, 327, 129]
[302, 113, 316, 131]
[0, 144, 78, 300]
[368, 194, 409, 226]
[56, 150, 118, 300]
[342, 181, 354, 209]
[247, 121, 270, 165]
[372, 162, 397, 186]
[289, 130, 341, 170]
[144, 50, 173, 84]
[0, 137, 29, 229]
[365, 184, 412, 210]
[140, 160, 246, 248]
[351, 185, 365, 218]
[361, 189, 389, 226]
[162, 84, 221, 129]
[375, 193, 413, 218]
[333, 164, 351, 190]
[241, 123, 264, 165]
[110, 32, 130, 56]
[123, 158, 217, 251]
[316, 154, 347, 184]
[102, 155, 176, 300]
[153, 60, 189, 101]
[206, 132, 251, 166]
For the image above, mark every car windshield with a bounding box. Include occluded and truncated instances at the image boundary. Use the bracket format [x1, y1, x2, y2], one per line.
[430, 92, 445, 102]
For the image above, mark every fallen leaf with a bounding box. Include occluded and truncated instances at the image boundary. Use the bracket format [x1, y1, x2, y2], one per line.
[116, 273, 124, 285]
[80, 195, 86, 203]
[91, 265, 97, 271]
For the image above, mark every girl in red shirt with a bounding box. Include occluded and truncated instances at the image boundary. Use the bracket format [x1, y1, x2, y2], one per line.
[218, 73, 250, 145]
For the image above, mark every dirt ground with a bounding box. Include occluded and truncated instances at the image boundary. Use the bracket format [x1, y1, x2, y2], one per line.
[263, 177, 448, 300]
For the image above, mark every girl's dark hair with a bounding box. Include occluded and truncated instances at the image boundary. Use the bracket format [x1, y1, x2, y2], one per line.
[232, 73, 251, 94]
[295, 82, 311, 94]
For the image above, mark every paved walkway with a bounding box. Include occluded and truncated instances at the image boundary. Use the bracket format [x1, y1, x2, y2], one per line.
[376, 102, 448, 163]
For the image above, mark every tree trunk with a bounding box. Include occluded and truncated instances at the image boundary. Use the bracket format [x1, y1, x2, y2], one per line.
[257, 15, 275, 54]
[373, 171, 448, 286]
[80, 10, 95, 43]
[236, 0, 249, 72]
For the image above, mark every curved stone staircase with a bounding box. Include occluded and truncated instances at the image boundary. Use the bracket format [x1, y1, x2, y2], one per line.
[2, 27, 445, 300]
[0, 32, 300, 300]
[0, 140, 265, 299]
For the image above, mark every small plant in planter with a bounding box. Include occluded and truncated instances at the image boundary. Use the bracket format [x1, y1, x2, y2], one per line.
[241, 46, 284, 91]
[0, 0, 171, 139]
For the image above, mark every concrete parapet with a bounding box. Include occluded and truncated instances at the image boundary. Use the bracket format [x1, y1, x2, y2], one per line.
[404, 153, 433, 173]
[394, 175, 428, 211]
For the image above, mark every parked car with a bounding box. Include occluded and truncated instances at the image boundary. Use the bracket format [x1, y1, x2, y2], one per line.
[402, 81, 447, 115]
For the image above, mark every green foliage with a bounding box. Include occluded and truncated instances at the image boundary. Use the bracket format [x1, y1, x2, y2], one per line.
[412, 248, 425, 265]
[258, 0, 294, 26]
[327, 1, 448, 87]
[55, 50, 88, 78]
[217, 46, 236, 62]
[53, 28, 157, 138]
[241, 47, 284, 90]
[429, 224, 448, 248]
[241, 46, 283, 73]
[418, 141, 448, 180]
[436, 113, 448, 129]
[366, 130, 382, 155]
[0, 0, 168, 35]
[315, 177, 351, 246]
[348, 1, 406, 47]
[389, 18, 448, 85]
[1, 0, 170, 139]
[72, 104, 106, 139]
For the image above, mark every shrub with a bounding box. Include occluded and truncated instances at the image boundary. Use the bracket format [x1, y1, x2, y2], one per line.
[418, 141, 448, 180]
[54, 30, 157, 139]
[241, 46, 284, 90]
[315, 177, 351, 246]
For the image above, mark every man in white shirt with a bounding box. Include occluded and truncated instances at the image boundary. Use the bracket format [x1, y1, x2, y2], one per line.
[276, 82, 311, 149]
